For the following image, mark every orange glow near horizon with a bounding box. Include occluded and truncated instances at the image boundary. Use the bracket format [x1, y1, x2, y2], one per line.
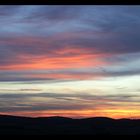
[2, 109, 140, 119]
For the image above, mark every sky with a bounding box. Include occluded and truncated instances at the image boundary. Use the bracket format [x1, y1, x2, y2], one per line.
[0, 6, 140, 119]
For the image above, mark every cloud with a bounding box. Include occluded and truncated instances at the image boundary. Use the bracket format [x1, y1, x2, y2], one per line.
[0, 6, 140, 79]
[24, 6, 82, 22]
[0, 36, 110, 71]
[0, 6, 22, 16]
[1, 64, 140, 82]
[0, 92, 140, 103]
[0, 6, 140, 87]
[0, 104, 89, 112]
[0, 88, 42, 92]
[0, 92, 140, 113]
[0, 29, 139, 72]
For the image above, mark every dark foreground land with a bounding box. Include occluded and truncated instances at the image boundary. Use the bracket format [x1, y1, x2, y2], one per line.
[0, 115, 140, 135]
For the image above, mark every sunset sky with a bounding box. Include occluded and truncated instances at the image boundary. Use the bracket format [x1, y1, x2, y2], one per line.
[0, 6, 140, 118]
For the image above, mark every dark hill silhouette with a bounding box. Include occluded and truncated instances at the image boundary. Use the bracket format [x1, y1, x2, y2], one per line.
[0, 115, 140, 135]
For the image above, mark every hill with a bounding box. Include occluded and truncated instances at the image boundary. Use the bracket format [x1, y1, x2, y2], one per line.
[0, 115, 140, 135]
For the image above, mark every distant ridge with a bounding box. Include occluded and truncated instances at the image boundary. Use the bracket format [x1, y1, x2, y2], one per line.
[0, 114, 115, 120]
[0, 114, 139, 121]
[36, 116, 73, 120]
[0, 114, 140, 135]
[0, 114, 132, 120]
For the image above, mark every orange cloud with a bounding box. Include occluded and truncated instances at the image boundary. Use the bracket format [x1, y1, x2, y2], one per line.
[0, 47, 110, 71]
[27, 73, 103, 81]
